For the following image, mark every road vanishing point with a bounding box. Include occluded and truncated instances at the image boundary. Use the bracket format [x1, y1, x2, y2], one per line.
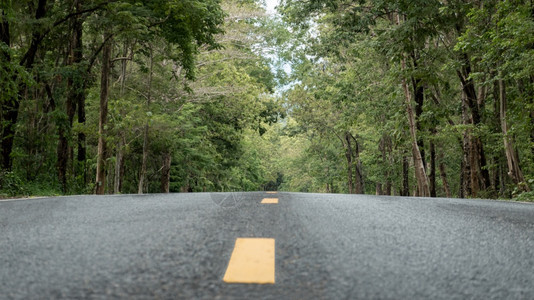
[1, 192, 533, 299]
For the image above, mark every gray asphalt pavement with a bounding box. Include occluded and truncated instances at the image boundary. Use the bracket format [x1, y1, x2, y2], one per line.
[1, 192, 533, 299]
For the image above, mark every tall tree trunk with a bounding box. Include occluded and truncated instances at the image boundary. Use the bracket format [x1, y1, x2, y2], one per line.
[429, 138, 436, 197]
[531, 108, 534, 156]
[490, 80, 501, 192]
[57, 127, 70, 193]
[492, 157, 501, 195]
[400, 60, 430, 197]
[456, 55, 491, 191]
[461, 91, 473, 198]
[459, 156, 465, 198]
[113, 137, 123, 194]
[349, 133, 364, 194]
[80, 32, 118, 186]
[161, 152, 171, 193]
[57, 0, 83, 192]
[1, 0, 48, 170]
[77, 91, 86, 183]
[119, 135, 126, 192]
[411, 56, 426, 170]
[498, 153, 506, 196]
[378, 135, 390, 195]
[529, 75, 534, 156]
[344, 132, 354, 194]
[95, 32, 112, 195]
[383, 135, 392, 196]
[1, 8, 13, 170]
[401, 156, 409, 196]
[114, 43, 129, 194]
[138, 46, 153, 194]
[395, 14, 429, 197]
[499, 77, 530, 191]
[138, 125, 149, 193]
[438, 151, 451, 198]
[385, 180, 392, 196]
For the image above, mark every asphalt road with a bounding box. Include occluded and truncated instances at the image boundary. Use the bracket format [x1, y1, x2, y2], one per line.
[1, 192, 533, 299]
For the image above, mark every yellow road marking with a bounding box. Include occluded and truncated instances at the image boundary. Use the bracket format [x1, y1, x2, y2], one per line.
[223, 238, 275, 284]
[261, 198, 278, 204]
[266, 191, 277, 194]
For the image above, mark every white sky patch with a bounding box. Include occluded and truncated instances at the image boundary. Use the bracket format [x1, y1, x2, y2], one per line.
[258, 0, 293, 96]
[265, 0, 279, 15]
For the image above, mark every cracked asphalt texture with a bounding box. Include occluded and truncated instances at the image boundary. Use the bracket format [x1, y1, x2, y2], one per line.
[1, 192, 533, 299]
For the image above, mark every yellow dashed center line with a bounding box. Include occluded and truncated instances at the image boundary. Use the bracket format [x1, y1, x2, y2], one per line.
[266, 191, 277, 194]
[261, 198, 278, 204]
[223, 238, 275, 284]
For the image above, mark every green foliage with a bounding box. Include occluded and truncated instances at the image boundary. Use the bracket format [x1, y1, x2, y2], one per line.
[513, 190, 534, 202]
[271, 0, 534, 199]
[3, 0, 534, 199]
[0, 172, 27, 197]
[0, 171, 62, 197]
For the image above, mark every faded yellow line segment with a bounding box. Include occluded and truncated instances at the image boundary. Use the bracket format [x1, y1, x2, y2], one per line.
[223, 238, 275, 284]
[261, 198, 278, 204]
[266, 191, 277, 194]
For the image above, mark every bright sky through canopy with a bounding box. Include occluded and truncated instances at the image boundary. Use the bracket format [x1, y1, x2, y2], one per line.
[265, 0, 278, 14]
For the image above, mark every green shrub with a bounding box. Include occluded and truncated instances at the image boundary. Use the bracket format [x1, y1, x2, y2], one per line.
[0, 172, 28, 197]
[513, 191, 534, 202]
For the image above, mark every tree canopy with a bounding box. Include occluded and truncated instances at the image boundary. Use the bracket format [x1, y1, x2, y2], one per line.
[1, 0, 534, 202]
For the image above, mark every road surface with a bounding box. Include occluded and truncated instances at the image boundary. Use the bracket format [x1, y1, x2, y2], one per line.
[1, 192, 533, 299]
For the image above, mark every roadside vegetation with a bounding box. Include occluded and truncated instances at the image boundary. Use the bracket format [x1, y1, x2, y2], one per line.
[1, 0, 533, 202]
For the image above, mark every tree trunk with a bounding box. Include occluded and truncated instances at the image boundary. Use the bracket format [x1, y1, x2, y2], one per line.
[438, 151, 451, 198]
[161, 152, 171, 193]
[530, 76, 534, 156]
[114, 43, 129, 194]
[113, 138, 123, 194]
[491, 81, 501, 192]
[384, 136, 392, 196]
[77, 92, 86, 182]
[459, 155, 465, 198]
[400, 60, 430, 197]
[119, 136, 126, 192]
[461, 91, 473, 198]
[57, 0, 83, 192]
[460, 87, 482, 197]
[138, 46, 153, 194]
[1, 0, 48, 170]
[349, 133, 364, 194]
[375, 183, 383, 195]
[95, 32, 112, 195]
[344, 132, 354, 194]
[429, 139, 436, 197]
[401, 156, 409, 196]
[377, 135, 389, 195]
[138, 124, 149, 193]
[411, 58, 426, 170]
[380, 134, 393, 196]
[1, 9, 11, 170]
[499, 77, 530, 191]
[456, 55, 491, 191]
[531, 108, 534, 156]
[498, 153, 506, 196]
[395, 14, 429, 197]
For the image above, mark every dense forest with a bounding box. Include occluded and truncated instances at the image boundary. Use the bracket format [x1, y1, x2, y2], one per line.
[1, 0, 533, 201]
